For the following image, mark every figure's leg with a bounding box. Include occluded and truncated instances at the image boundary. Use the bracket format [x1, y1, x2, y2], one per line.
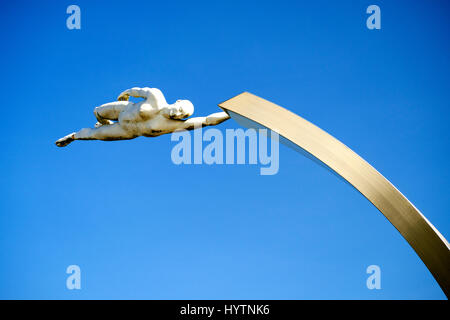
[94, 101, 132, 125]
[55, 123, 137, 147]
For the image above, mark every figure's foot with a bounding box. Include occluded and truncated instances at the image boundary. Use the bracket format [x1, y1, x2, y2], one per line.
[94, 120, 114, 128]
[55, 133, 75, 147]
[117, 92, 130, 101]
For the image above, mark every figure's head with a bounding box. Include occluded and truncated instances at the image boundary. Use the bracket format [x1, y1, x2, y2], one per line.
[170, 99, 194, 119]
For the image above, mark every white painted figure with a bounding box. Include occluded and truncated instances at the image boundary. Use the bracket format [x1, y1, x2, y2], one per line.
[55, 87, 230, 147]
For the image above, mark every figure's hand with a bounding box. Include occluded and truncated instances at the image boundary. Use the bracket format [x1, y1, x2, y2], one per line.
[117, 90, 130, 101]
[205, 111, 230, 125]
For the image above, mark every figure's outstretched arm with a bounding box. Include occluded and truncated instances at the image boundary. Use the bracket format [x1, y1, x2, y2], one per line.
[178, 111, 230, 130]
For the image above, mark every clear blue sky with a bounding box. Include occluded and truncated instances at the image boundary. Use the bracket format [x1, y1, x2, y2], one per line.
[0, 0, 449, 299]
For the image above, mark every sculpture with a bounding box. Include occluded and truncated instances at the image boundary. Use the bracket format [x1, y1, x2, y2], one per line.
[55, 88, 450, 297]
[55, 87, 230, 147]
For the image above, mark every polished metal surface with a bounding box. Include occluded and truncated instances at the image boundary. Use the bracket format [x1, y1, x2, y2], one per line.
[219, 92, 450, 297]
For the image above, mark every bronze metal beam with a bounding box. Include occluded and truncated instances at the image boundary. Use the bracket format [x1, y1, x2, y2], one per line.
[219, 92, 450, 297]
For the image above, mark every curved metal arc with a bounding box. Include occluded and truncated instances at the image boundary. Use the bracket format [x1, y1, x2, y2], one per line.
[219, 92, 450, 298]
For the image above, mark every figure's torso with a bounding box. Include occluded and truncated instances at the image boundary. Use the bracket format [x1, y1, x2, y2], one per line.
[118, 102, 181, 137]
[116, 88, 184, 137]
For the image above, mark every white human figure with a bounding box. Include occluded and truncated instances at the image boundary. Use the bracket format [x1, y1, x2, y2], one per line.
[55, 87, 230, 147]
